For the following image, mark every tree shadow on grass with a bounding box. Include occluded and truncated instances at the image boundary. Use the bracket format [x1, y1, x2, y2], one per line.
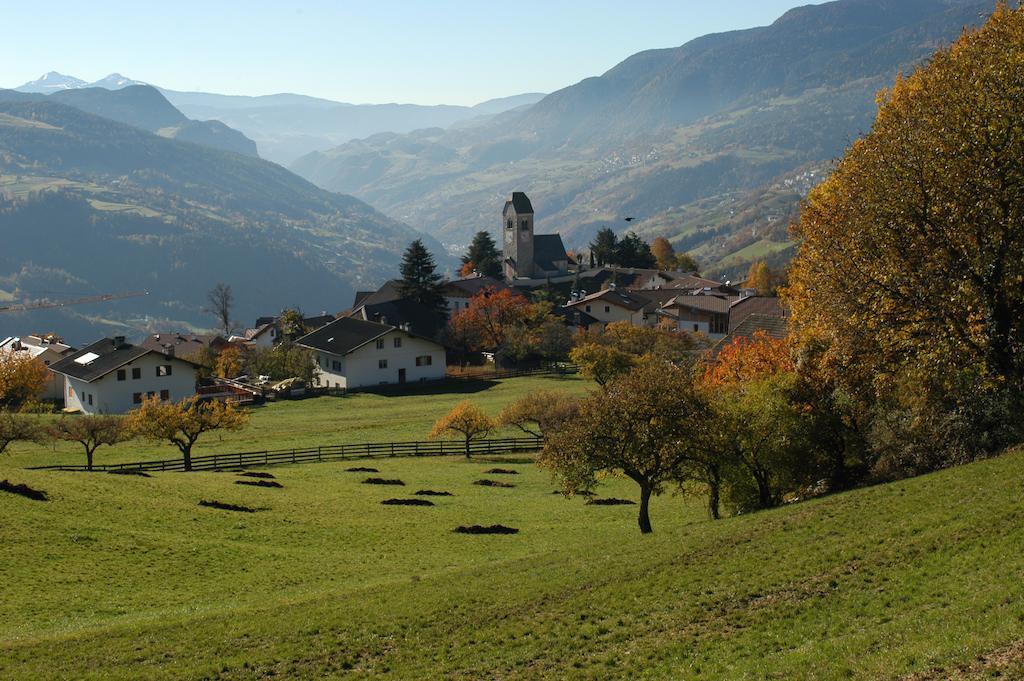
[358, 379, 500, 398]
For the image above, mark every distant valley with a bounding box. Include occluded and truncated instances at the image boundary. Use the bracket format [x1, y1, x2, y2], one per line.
[12, 72, 546, 165]
[289, 0, 993, 278]
[0, 94, 441, 343]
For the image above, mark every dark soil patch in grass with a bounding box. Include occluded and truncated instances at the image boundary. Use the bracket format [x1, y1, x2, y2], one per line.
[237, 471, 276, 479]
[346, 467, 379, 473]
[363, 478, 405, 486]
[454, 524, 519, 535]
[381, 498, 435, 506]
[474, 479, 515, 488]
[108, 469, 152, 477]
[475, 457, 533, 464]
[415, 490, 453, 496]
[0, 479, 48, 502]
[483, 468, 519, 475]
[234, 480, 283, 489]
[198, 500, 263, 513]
[586, 498, 636, 506]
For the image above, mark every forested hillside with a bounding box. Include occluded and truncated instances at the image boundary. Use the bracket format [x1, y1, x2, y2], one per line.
[292, 0, 991, 278]
[0, 101, 439, 342]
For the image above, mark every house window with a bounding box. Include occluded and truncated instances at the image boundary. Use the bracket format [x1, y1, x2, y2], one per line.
[693, 324, 700, 333]
[160, 389, 170, 401]
[117, 369, 126, 381]
[393, 337, 402, 348]
[415, 355, 433, 367]
[378, 359, 388, 369]
[604, 306, 610, 313]
[376, 339, 385, 349]
[332, 360, 341, 371]
[87, 394, 93, 406]
[521, 219, 528, 230]
[133, 392, 142, 404]
[147, 391, 157, 399]
[157, 365, 172, 377]
[132, 367, 141, 380]
[585, 305, 591, 313]
[710, 315, 728, 335]
[507, 219, 513, 229]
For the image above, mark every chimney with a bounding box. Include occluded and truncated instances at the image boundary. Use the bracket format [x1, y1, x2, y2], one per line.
[165, 346, 175, 358]
[113, 335, 127, 348]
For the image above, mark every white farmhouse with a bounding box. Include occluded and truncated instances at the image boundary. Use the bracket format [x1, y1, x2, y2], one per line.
[563, 288, 659, 329]
[49, 336, 199, 414]
[0, 334, 76, 401]
[297, 317, 446, 390]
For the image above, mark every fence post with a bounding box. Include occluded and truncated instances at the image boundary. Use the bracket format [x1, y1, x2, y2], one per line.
[318, 446, 322, 462]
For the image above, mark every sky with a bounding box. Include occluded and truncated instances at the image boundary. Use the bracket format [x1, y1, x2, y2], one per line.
[1, 1, 827, 106]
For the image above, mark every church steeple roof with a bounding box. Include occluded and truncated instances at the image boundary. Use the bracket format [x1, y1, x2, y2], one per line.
[507, 191, 534, 214]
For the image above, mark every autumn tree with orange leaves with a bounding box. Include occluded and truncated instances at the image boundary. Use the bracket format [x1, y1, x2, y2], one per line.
[787, 4, 1024, 470]
[0, 351, 50, 408]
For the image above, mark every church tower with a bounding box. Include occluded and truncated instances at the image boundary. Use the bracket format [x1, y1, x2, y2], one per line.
[502, 192, 534, 280]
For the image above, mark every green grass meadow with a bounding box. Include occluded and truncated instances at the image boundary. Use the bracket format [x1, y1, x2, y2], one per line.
[2, 375, 1023, 679]
[5, 374, 593, 468]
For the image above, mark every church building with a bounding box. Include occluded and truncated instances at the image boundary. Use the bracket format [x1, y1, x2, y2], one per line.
[502, 192, 571, 281]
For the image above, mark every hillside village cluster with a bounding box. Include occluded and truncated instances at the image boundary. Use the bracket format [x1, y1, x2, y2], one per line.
[0, 192, 786, 415]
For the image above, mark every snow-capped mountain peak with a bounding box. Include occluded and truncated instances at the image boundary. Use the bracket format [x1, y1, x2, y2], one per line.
[89, 73, 148, 90]
[15, 71, 88, 93]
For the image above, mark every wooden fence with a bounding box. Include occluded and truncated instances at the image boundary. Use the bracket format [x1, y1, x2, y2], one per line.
[29, 436, 544, 473]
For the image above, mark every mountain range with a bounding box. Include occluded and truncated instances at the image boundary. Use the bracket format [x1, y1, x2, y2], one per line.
[12, 73, 546, 164]
[0, 94, 440, 343]
[289, 0, 993, 277]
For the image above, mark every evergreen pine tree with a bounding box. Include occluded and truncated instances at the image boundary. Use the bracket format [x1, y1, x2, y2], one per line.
[461, 231, 502, 278]
[399, 239, 447, 313]
[590, 228, 618, 267]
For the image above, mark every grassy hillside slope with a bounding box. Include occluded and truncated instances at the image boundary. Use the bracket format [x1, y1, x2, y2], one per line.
[5, 375, 593, 468]
[2, 434, 1021, 678]
[0, 100, 441, 342]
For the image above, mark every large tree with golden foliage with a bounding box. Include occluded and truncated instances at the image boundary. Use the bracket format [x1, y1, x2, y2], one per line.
[787, 5, 1024, 407]
[571, 321, 705, 386]
[127, 395, 249, 471]
[0, 352, 50, 408]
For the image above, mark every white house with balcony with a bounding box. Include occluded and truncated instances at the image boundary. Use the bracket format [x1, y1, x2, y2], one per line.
[297, 317, 446, 390]
[48, 336, 199, 414]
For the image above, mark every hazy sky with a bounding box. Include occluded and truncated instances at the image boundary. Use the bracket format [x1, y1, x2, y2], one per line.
[2, 1, 827, 105]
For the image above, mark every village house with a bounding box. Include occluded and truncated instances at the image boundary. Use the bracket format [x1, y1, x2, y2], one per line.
[443, 275, 510, 314]
[0, 334, 76, 401]
[297, 317, 446, 390]
[663, 292, 787, 341]
[141, 332, 229, 363]
[562, 288, 660, 329]
[48, 336, 199, 414]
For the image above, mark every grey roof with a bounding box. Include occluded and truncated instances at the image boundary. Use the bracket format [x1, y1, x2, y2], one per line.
[505, 191, 534, 214]
[533, 233, 569, 271]
[670, 294, 737, 315]
[141, 333, 226, 357]
[351, 298, 448, 342]
[730, 313, 789, 339]
[354, 280, 404, 307]
[49, 337, 178, 383]
[551, 306, 600, 327]
[444, 275, 509, 297]
[728, 296, 787, 333]
[712, 314, 790, 358]
[297, 317, 396, 356]
[566, 288, 653, 312]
